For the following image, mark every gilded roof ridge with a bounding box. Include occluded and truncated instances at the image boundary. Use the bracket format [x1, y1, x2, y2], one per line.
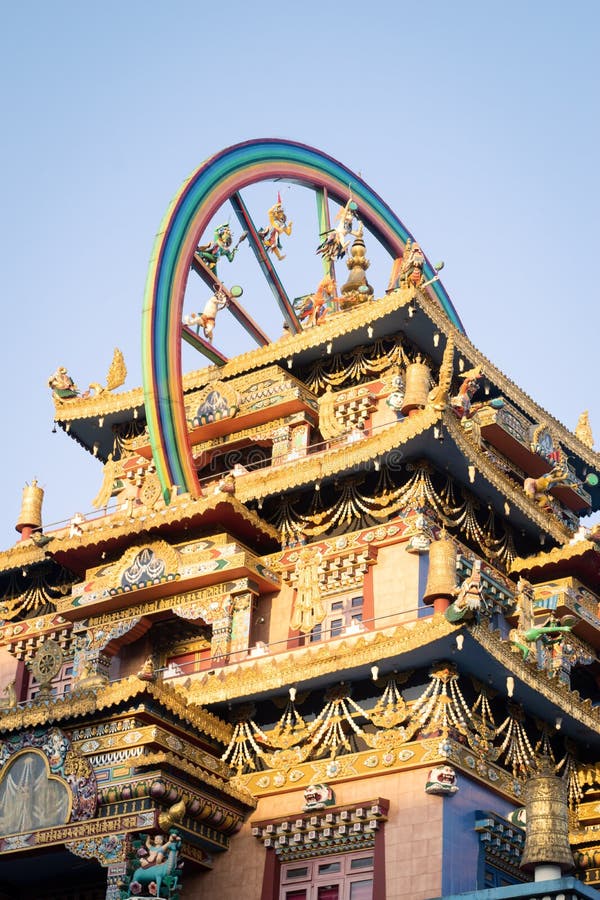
[52, 291, 410, 422]
[510, 538, 600, 572]
[53, 385, 145, 421]
[181, 289, 411, 391]
[0, 541, 49, 572]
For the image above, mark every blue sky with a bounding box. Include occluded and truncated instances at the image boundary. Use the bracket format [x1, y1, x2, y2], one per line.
[1, 1, 599, 546]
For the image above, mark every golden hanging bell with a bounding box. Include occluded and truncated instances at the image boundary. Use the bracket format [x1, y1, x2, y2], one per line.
[16, 480, 44, 534]
[520, 761, 573, 874]
[401, 361, 431, 414]
[423, 534, 457, 604]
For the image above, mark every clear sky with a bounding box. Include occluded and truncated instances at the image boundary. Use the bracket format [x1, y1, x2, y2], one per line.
[0, 1, 598, 547]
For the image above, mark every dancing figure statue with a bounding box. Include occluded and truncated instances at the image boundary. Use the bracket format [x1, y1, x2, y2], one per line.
[316, 197, 360, 262]
[524, 460, 571, 508]
[259, 195, 293, 260]
[196, 224, 247, 272]
[294, 275, 337, 327]
[184, 287, 229, 342]
[450, 366, 483, 419]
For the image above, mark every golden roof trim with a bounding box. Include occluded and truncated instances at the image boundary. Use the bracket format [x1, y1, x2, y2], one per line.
[443, 411, 571, 544]
[0, 541, 49, 572]
[53, 386, 144, 422]
[415, 290, 600, 468]
[242, 735, 520, 805]
[511, 539, 600, 573]
[45, 494, 279, 554]
[132, 750, 255, 807]
[183, 616, 457, 704]
[237, 405, 442, 502]
[0, 675, 232, 743]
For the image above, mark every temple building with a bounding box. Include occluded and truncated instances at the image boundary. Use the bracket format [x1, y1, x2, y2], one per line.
[2, 140, 600, 900]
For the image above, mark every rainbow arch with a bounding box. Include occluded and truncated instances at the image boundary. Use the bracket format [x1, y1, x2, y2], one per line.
[142, 138, 464, 500]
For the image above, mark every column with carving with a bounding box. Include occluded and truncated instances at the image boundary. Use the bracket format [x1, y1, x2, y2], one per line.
[230, 591, 254, 657]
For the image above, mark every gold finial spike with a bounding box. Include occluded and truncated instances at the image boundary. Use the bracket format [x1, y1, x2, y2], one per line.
[575, 410, 594, 448]
[520, 757, 574, 880]
[340, 226, 373, 303]
[16, 479, 44, 539]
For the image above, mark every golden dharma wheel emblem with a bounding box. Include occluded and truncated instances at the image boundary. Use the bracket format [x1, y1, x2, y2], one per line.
[30, 638, 63, 685]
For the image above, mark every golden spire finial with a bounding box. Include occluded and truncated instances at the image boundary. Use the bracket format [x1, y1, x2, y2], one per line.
[575, 410, 594, 448]
[340, 226, 373, 305]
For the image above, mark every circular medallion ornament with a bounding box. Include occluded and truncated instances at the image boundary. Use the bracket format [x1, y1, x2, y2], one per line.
[31, 639, 63, 684]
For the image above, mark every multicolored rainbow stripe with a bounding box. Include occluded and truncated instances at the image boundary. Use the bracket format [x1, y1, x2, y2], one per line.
[142, 138, 464, 500]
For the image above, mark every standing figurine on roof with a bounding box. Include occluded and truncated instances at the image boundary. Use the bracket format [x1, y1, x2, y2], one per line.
[399, 239, 425, 288]
[258, 194, 293, 260]
[196, 223, 247, 272]
[316, 196, 361, 262]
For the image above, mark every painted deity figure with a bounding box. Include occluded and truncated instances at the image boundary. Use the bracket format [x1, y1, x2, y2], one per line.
[399, 239, 425, 288]
[184, 287, 229, 342]
[450, 366, 483, 419]
[129, 829, 182, 899]
[259, 195, 293, 260]
[294, 275, 337, 328]
[524, 459, 571, 508]
[316, 197, 360, 262]
[139, 834, 166, 868]
[48, 366, 81, 399]
[196, 224, 247, 271]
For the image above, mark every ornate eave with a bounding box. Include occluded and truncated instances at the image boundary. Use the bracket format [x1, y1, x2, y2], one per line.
[512, 539, 600, 572]
[236, 405, 443, 502]
[510, 539, 600, 588]
[443, 411, 571, 545]
[0, 541, 51, 573]
[53, 386, 145, 422]
[0, 674, 231, 744]
[52, 290, 414, 459]
[471, 623, 600, 741]
[41, 495, 279, 576]
[180, 287, 416, 391]
[412, 287, 600, 477]
[183, 616, 458, 706]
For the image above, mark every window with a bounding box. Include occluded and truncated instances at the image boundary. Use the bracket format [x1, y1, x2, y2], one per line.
[309, 595, 364, 644]
[280, 852, 374, 900]
[165, 636, 213, 675]
[26, 662, 73, 701]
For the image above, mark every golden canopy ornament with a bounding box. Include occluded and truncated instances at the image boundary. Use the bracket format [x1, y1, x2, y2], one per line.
[290, 545, 326, 634]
